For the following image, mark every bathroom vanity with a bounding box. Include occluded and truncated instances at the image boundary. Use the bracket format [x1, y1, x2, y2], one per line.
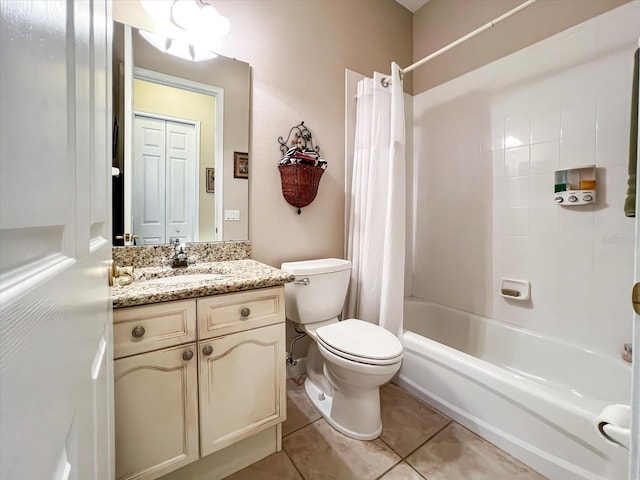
[111, 243, 294, 480]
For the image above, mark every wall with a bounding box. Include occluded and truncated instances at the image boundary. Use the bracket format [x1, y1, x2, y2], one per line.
[216, 0, 413, 266]
[412, 0, 632, 94]
[411, 2, 639, 356]
[113, 0, 413, 266]
[133, 79, 217, 240]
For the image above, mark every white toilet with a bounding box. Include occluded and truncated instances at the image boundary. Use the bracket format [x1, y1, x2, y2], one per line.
[281, 258, 403, 440]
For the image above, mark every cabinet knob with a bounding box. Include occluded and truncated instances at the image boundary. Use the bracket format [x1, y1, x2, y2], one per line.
[240, 307, 251, 318]
[202, 345, 213, 356]
[182, 350, 194, 361]
[131, 326, 145, 338]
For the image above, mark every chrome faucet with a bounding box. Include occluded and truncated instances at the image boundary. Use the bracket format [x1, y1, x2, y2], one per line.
[171, 240, 189, 268]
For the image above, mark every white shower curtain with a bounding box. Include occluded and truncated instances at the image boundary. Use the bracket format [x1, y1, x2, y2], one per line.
[345, 63, 406, 338]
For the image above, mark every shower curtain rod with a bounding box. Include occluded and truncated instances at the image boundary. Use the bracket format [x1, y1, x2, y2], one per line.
[398, 0, 539, 78]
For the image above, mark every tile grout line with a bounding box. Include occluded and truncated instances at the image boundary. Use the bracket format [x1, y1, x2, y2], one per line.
[282, 415, 322, 439]
[401, 419, 453, 461]
[281, 415, 326, 479]
[283, 449, 307, 480]
[281, 439, 308, 480]
[406, 462, 428, 479]
[373, 458, 404, 480]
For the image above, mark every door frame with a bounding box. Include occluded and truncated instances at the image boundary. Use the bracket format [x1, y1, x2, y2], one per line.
[133, 111, 201, 243]
[631, 85, 639, 479]
[124, 67, 224, 241]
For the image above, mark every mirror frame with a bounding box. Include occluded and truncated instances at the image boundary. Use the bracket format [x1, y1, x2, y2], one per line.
[126, 66, 225, 241]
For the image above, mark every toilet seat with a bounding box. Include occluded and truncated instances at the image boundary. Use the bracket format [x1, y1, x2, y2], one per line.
[315, 319, 403, 366]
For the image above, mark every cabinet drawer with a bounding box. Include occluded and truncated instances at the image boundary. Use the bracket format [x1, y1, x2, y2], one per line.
[114, 300, 197, 359]
[197, 287, 284, 339]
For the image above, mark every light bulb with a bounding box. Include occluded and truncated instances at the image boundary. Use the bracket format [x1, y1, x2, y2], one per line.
[139, 30, 169, 53]
[171, 0, 200, 31]
[139, 0, 173, 24]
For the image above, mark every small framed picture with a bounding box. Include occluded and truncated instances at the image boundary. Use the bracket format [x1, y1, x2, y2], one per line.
[234, 151, 249, 179]
[206, 167, 215, 193]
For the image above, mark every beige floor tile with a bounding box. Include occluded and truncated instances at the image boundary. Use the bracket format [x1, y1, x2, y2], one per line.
[283, 419, 401, 480]
[379, 383, 450, 457]
[282, 377, 321, 437]
[378, 461, 425, 480]
[223, 451, 302, 480]
[407, 423, 546, 480]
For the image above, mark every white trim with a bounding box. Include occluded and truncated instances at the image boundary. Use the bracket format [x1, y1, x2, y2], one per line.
[123, 25, 133, 243]
[132, 67, 225, 241]
[631, 53, 640, 479]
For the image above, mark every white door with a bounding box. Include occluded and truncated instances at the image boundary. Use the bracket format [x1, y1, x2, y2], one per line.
[133, 116, 166, 245]
[165, 121, 197, 244]
[133, 115, 197, 244]
[0, 1, 113, 479]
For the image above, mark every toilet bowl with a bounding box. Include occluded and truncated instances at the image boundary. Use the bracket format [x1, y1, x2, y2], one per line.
[281, 258, 403, 440]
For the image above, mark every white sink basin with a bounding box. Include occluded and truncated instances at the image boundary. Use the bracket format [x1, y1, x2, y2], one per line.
[143, 273, 226, 285]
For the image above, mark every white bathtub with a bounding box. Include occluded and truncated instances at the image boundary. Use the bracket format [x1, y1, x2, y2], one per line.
[398, 298, 631, 480]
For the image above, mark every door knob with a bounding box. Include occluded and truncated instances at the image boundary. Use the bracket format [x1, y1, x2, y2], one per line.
[633, 283, 640, 315]
[182, 350, 194, 361]
[202, 345, 213, 356]
[240, 307, 251, 318]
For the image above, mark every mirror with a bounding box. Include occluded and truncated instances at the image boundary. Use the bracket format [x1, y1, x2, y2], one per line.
[112, 21, 250, 245]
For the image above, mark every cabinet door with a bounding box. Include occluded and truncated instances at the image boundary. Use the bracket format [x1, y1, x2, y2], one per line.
[199, 323, 286, 457]
[115, 344, 198, 480]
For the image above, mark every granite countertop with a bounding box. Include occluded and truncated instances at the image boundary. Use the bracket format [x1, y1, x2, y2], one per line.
[112, 259, 295, 308]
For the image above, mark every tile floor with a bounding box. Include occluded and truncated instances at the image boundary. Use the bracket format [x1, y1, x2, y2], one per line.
[224, 377, 546, 480]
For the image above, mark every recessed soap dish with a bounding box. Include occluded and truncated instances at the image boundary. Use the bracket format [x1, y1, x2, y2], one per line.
[500, 278, 530, 301]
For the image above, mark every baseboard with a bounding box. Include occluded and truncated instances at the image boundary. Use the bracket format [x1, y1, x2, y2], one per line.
[158, 426, 278, 480]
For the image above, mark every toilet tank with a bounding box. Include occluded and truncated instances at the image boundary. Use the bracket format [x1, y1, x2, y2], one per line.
[281, 258, 352, 325]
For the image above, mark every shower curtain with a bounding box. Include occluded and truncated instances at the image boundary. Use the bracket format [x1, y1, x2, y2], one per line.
[345, 63, 406, 338]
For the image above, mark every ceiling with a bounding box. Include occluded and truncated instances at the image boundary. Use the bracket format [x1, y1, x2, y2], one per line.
[395, 0, 429, 13]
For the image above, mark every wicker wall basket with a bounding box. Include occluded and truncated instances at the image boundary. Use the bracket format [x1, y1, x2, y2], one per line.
[278, 164, 325, 214]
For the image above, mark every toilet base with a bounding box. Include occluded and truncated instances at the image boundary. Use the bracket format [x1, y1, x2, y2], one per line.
[304, 377, 382, 441]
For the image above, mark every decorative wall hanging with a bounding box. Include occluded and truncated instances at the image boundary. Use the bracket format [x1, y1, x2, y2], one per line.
[234, 151, 249, 179]
[206, 167, 215, 192]
[277, 121, 327, 214]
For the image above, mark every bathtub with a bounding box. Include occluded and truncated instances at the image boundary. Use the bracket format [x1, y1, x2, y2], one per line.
[398, 298, 631, 480]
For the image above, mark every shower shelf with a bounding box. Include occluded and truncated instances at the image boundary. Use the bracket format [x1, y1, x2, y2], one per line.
[500, 278, 530, 301]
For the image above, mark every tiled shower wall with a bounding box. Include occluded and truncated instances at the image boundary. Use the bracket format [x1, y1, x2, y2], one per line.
[411, 2, 639, 357]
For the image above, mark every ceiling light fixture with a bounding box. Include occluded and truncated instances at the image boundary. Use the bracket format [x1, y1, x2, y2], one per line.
[139, 0, 229, 62]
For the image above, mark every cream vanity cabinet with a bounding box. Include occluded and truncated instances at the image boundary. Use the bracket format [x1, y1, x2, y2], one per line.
[114, 287, 286, 480]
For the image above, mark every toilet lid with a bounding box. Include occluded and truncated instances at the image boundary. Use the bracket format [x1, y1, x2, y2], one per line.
[315, 319, 403, 362]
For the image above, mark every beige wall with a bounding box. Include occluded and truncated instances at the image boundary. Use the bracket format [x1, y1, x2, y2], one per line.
[212, 0, 413, 267]
[133, 79, 217, 240]
[412, 0, 631, 94]
[113, 0, 630, 267]
[113, 0, 413, 267]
